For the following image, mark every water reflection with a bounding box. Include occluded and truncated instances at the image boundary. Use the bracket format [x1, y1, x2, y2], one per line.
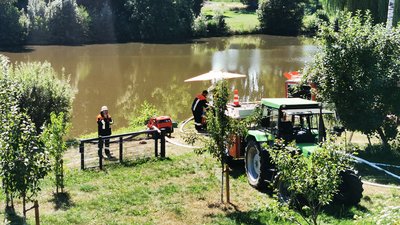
[0, 35, 317, 137]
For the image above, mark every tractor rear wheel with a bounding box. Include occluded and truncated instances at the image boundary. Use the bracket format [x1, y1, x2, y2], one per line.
[333, 170, 363, 205]
[245, 140, 273, 193]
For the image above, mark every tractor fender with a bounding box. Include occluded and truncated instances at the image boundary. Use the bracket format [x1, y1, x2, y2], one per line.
[247, 130, 274, 143]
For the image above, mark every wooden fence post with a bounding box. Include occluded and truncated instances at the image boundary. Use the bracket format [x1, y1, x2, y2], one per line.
[161, 131, 166, 158]
[79, 142, 85, 170]
[154, 132, 159, 157]
[99, 138, 103, 170]
[119, 136, 123, 163]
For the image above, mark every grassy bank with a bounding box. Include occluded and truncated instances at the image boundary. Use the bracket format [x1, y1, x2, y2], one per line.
[202, 2, 259, 33]
[1, 148, 400, 224]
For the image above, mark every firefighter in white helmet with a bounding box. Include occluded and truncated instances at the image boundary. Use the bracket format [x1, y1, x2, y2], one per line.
[97, 106, 113, 159]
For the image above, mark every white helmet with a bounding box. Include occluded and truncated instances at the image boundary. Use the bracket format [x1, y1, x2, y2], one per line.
[101, 106, 108, 111]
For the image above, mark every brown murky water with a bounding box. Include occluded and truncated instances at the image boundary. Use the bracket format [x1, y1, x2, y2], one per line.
[0, 35, 317, 137]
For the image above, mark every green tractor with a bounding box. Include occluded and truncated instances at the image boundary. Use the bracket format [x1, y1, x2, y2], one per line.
[227, 98, 363, 205]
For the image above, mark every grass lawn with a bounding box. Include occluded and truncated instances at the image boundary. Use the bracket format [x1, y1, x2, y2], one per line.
[2, 148, 400, 224]
[202, 1, 259, 33]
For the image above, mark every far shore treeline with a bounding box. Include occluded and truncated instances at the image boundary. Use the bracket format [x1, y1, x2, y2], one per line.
[0, 0, 399, 46]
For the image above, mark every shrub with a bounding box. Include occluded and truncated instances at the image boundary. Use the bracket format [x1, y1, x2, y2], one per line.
[192, 14, 208, 37]
[193, 12, 229, 37]
[267, 139, 352, 225]
[301, 9, 330, 36]
[0, 1, 28, 46]
[257, 0, 305, 36]
[207, 11, 229, 36]
[129, 101, 160, 129]
[41, 112, 70, 194]
[10, 60, 74, 133]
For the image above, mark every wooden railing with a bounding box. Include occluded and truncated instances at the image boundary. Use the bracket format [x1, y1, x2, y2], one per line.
[79, 130, 166, 170]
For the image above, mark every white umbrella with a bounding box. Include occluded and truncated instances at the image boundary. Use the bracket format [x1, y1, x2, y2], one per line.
[184, 70, 246, 82]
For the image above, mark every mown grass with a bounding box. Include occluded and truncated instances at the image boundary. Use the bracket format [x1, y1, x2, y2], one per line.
[0, 150, 399, 224]
[202, 2, 259, 33]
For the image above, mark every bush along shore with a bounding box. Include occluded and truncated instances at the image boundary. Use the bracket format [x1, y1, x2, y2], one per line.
[1, 0, 400, 46]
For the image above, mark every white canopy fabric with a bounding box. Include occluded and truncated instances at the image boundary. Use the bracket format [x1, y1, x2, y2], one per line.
[184, 70, 246, 82]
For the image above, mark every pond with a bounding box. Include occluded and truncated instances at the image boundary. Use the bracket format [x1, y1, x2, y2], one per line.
[1, 35, 317, 137]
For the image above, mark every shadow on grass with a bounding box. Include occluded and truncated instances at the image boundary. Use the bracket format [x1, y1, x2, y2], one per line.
[231, 8, 257, 14]
[207, 207, 285, 225]
[51, 192, 74, 210]
[323, 203, 369, 220]
[228, 159, 245, 179]
[4, 207, 25, 225]
[118, 157, 172, 168]
[356, 144, 400, 185]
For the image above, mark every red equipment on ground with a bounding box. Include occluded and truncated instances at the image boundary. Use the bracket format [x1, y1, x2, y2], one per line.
[233, 89, 240, 107]
[147, 116, 174, 137]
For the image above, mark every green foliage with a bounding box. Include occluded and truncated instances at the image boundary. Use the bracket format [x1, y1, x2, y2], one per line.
[41, 112, 70, 193]
[192, 14, 209, 37]
[0, 71, 50, 210]
[10, 60, 74, 133]
[301, 9, 330, 36]
[0, 1, 28, 46]
[196, 80, 247, 162]
[129, 101, 160, 129]
[304, 12, 400, 146]
[27, 0, 90, 44]
[257, 0, 305, 35]
[266, 138, 353, 225]
[193, 12, 229, 37]
[86, 2, 115, 43]
[320, 0, 400, 26]
[240, 0, 259, 9]
[124, 0, 194, 41]
[192, 0, 204, 17]
[46, 0, 90, 44]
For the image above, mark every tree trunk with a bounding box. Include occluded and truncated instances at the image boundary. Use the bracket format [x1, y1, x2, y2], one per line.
[377, 127, 389, 148]
[387, 0, 395, 29]
[225, 163, 230, 203]
[23, 195, 26, 218]
[221, 160, 224, 203]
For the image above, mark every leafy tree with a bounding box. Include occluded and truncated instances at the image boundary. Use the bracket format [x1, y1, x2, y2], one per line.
[0, 0, 28, 46]
[0, 60, 50, 215]
[193, 80, 248, 202]
[27, 0, 49, 44]
[41, 112, 70, 194]
[46, 0, 90, 44]
[257, 0, 305, 35]
[267, 139, 352, 225]
[304, 12, 400, 146]
[320, 0, 400, 26]
[87, 1, 115, 43]
[10, 60, 74, 134]
[125, 0, 194, 41]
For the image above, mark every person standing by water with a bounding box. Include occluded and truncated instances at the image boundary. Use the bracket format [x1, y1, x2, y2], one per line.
[191, 90, 209, 132]
[97, 106, 113, 159]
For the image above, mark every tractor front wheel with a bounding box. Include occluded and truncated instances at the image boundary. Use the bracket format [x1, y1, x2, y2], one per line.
[245, 140, 273, 193]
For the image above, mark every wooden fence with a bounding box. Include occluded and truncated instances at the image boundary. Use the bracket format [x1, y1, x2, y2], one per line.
[79, 130, 166, 170]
